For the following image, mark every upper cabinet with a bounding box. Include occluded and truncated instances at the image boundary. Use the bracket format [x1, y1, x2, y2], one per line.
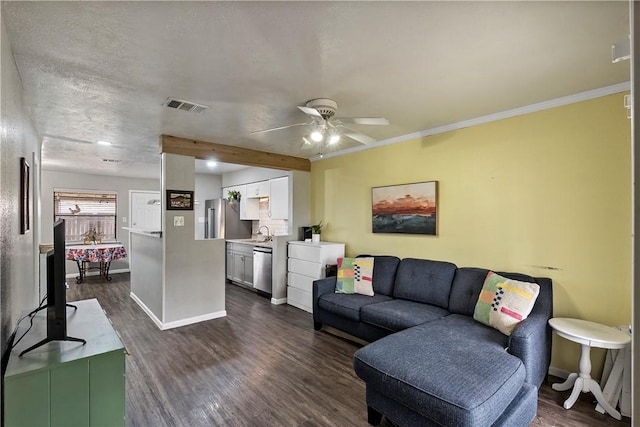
[246, 181, 270, 198]
[269, 176, 289, 220]
[224, 184, 258, 220]
[224, 176, 290, 221]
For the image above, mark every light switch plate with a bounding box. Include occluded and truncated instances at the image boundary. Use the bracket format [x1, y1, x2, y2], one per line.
[122, 217, 127, 223]
[174, 216, 185, 226]
[198, 217, 205, 223]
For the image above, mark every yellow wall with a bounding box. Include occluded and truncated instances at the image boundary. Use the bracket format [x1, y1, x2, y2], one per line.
[310, 93, 631, 374]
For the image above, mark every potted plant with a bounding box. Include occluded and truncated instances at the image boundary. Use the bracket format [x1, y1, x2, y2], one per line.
[311, 220, 324, 243]
[227, 190, 241, 203]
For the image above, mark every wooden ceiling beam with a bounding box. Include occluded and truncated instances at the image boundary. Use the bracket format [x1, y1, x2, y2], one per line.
[160, 135, 310, 172]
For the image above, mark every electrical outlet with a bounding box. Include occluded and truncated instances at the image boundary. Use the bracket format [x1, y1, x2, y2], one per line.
[174, 216, 184, 227]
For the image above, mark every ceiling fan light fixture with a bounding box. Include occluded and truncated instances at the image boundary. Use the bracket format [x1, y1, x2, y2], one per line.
[329, 133, 340, 145]
[310, 130, 323, 142]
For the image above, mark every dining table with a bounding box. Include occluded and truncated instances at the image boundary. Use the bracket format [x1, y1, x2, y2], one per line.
[66, 243, 128, 284]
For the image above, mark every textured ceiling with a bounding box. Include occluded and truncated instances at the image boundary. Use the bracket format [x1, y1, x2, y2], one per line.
[2, 1, 630, 179]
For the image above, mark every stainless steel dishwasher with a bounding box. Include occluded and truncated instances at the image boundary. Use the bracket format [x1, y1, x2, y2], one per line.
[252, 247, 272, 296]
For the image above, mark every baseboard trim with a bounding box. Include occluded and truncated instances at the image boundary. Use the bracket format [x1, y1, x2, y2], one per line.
[271, 297, 287, 305]
[548, 366, 570, 379]
[130, 292, 227, 330]
[130, 292, 164, 330]
[161, 310, 227, 330]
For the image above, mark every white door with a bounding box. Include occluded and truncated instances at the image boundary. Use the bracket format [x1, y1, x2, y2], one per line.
[130, 191, 161, 230]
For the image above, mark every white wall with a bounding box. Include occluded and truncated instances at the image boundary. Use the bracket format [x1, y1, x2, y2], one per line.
[0, 14, 41, 357]
[162, 153, 226, 325]
[194, 173, 222, 239]
[41, 170, 159, 273]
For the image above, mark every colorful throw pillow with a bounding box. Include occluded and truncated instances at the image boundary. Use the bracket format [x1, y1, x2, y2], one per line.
[335, 258, 356, 293]
[353, 257, 375, 296]
[473, 271, 540, 336]
[335, 257, 376, 295]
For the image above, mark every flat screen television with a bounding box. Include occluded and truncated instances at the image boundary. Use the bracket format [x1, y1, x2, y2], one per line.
[20, 219, 85, 356]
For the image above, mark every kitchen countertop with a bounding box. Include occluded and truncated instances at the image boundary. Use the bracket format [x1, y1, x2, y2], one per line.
[226, 238, 273, 249]
[123, 227, 162, 238]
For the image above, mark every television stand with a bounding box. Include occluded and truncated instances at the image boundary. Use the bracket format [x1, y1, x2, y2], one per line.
[5, 299, 125, 427]
[19, 335, 86, 357]
[18, 303, 86, 357]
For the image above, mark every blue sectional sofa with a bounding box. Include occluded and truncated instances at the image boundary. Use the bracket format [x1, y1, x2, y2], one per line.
[312, 256, 553, 427]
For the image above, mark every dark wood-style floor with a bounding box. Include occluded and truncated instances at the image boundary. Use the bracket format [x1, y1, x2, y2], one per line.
[67, 273, 629, 427]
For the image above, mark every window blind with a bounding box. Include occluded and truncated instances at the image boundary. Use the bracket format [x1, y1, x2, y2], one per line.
[54, 191, 117, 242]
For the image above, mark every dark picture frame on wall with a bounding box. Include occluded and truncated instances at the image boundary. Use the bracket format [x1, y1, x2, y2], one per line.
[166, 190, 194, 210]
[372, 181, 438, 235]
[20, 157, 30, 234]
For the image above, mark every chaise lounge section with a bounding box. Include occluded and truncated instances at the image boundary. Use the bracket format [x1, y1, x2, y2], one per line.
[312, 256, 553, 426]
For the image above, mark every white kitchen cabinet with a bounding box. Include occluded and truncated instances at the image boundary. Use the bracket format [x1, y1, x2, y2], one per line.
[287, 241, 344, 312]
[269, 176, 289, 220]
[225, 184, 258, 220]
[246, 180, 270, 198]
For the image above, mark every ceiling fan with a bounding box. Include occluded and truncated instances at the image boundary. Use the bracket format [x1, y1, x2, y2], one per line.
[251, 98, 389, 147]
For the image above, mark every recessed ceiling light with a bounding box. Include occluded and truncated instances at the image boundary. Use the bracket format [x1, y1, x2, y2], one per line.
[97, 140, 111, 146]
[207, 161, 217, 168]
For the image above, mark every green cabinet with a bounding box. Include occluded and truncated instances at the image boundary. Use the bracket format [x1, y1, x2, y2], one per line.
[4, 299, 125, 427]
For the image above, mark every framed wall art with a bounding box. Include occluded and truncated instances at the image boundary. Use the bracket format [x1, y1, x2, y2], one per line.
[372, 181, 437, 235]
[20, 157, 30, 234]
[166, 190, 194, 210]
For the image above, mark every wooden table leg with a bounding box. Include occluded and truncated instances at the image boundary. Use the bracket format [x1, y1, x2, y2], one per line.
[553, 343, 622, 420]
[75, 260, 85, 284]
[552, 373, 578, 391]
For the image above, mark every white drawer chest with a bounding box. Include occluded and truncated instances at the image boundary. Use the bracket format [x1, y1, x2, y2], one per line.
[287, 241, 345, 313]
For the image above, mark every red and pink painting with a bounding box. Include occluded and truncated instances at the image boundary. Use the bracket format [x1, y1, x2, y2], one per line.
[371, 181, 437, 235]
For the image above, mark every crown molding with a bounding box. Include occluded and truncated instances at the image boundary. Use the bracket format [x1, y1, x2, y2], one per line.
[311, 82, 631, 162]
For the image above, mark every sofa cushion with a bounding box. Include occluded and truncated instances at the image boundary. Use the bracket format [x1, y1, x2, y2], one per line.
[361, 300, 449, 332]
[318, 293, 393, 322]
[474, 272, 540, 336]
[393, 258, 457, 308]
[357, 255, 401, 296]
[353, 315, 523, 426]
[449, 267, 490, 316]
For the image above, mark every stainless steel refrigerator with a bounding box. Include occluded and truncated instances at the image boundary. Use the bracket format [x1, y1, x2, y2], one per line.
[204, 199, 252, 239]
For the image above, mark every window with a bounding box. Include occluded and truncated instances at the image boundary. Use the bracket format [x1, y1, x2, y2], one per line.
[54, 191, 117, 242]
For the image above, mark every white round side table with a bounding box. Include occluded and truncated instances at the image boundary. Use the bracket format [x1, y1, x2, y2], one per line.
[548, 318, 631, 420]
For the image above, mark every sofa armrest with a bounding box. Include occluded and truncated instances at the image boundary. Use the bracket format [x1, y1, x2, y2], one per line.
[508, 311, 552, 387]
[312, 277, 336, 328]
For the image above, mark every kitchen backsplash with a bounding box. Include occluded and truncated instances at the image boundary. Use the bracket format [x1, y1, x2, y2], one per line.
[252, 200, 288, 236]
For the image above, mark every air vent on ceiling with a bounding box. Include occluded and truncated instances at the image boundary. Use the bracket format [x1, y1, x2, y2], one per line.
[102, 159, 121, 163]
[164, 97, 210, 114]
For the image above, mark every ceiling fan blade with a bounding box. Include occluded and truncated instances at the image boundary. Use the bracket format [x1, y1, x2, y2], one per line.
[335, 117, 389, 125]
[344, 131, 376, 145]
[297, 106, 323, 118]
[300, 137, 314, 150]
[250, 122, 308, 134]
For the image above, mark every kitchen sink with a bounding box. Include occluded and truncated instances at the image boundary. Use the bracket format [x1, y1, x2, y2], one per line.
[233, 238, 271, 244]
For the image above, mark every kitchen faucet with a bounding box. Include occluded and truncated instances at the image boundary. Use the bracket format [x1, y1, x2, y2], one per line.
[258, 225, 271, 241]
